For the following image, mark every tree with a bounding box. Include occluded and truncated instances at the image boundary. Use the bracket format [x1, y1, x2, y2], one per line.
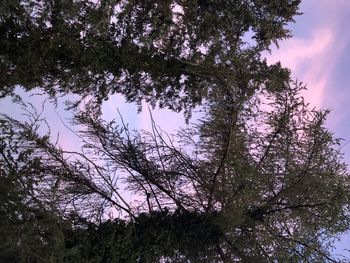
[1, 0, 300, 116]
[1, 80, 349, 262]
[1, 0, 349, 262]
[0, 110, 69, 262]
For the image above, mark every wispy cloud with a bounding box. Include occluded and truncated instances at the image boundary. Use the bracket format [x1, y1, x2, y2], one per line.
[266, 1, 350, 109]
[267, 28, 334, 107]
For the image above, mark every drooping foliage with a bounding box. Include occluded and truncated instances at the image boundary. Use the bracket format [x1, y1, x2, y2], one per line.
[0, 113, 69, 262]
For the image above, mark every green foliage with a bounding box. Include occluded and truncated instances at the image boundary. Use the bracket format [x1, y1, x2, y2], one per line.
[63, 210, 223, 263]
[1, 0, 300, 116]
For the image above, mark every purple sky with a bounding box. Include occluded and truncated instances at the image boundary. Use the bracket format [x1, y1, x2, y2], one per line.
[1, 0, 350, 258]
[270, 0, 350, 257]
[268, 0, 350, 158]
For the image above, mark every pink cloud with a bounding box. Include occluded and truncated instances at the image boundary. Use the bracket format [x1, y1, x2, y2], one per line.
[266, 28, 336, 108]
[266, 1, 350, 109]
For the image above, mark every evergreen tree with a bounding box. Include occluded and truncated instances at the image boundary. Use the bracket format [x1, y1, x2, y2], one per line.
[1, 0, 300, 116]
[1, 0, 350, 262]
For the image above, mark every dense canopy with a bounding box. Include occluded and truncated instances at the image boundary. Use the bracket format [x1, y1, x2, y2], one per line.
[1, 0, 299, 115]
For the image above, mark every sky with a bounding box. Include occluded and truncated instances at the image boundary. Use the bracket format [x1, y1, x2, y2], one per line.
[267, 0, 350, 258]
[268, 0, 350, 144]
[1, 0, 350, 258]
